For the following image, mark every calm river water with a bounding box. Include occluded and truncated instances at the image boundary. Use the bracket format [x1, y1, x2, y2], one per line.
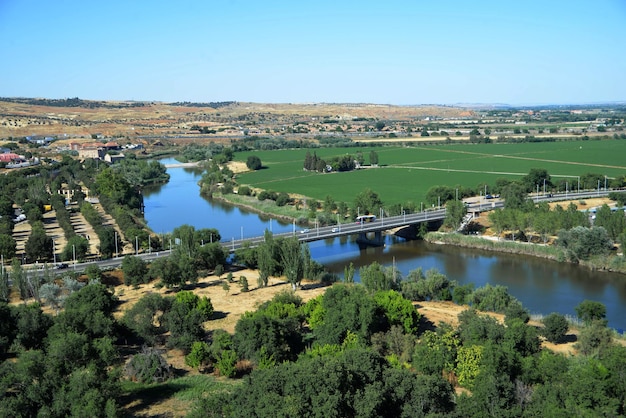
[144, 159, 626, 330]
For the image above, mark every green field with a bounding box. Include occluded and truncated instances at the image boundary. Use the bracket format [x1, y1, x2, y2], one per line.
[234, 140, 626, 206]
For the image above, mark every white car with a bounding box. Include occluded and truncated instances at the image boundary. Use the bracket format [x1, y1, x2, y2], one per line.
[331, 227, 340, 232]
[300, 229, 310, 234]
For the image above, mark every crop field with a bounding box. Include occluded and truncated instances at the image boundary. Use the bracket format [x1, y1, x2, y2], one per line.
[234, 139, 626, 206]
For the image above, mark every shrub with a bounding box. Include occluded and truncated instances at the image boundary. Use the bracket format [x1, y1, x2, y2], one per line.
[542, 312, 569, 344]
[186, 341, 212, 369]
[125, 346, 172, 383]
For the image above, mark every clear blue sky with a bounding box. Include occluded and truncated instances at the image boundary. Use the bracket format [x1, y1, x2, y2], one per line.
[1, 0, 625, 105]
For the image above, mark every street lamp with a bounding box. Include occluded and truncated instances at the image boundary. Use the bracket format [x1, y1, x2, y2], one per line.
[135, 236, 138, 255]
[72, 244, 76, 270]
[241, 226, 243, 241]
[52, 239, 56, 265]
[115, 231, 118, 258]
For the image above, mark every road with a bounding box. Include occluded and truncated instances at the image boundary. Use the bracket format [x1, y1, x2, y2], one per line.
[16, 189, 624, 278]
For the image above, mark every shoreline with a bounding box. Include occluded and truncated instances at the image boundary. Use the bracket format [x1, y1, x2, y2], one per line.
[424, 231, 626, 276]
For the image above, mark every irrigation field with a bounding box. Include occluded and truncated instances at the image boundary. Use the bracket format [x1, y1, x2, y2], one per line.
[234, 140, 626, 206]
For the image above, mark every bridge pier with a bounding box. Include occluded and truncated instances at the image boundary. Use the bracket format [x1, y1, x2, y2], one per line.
[356, 231, 385, 248]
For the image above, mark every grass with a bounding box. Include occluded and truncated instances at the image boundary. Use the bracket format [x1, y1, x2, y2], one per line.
[120, 374, 240, 416]
[233, 139, 626, 206]
[424, 232, 566, 260]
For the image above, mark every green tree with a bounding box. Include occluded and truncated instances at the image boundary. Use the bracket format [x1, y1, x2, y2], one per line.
[280, 237, 305, 290]
[125, 346, 172, 383]
[313, 284, 382, 345]
[575, 300, 607, 325]
[25, 225, 53, 262]
[353, 188, 383, 217]
[557, 226, 613, 262]
[542, 312, 569, 343]
[360, 261, 397, 292]
[121, 255, 148, 286]
[374, 290, 420, 334]
[0, 234, 17, 260]
[164, 291, 213, 350]
[122, 292, 170, 345]
[501, 182, 529, 210]
[369, 150, 379, 166]
[444, 199, 467, 230]
[61, 235, 89, 262]
[246, 155, 262, 170]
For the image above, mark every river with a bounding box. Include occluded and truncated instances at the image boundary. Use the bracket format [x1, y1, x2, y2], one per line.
[143, 159, 626, 331]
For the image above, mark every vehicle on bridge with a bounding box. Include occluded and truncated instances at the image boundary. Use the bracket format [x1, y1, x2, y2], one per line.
[355, 215, 377, 224]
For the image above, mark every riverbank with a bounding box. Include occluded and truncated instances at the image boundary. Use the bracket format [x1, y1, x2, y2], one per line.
[209, 192, 310, 225]
[424, 231, 626, 276]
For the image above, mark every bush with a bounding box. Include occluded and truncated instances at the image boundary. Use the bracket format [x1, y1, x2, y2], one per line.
[125, 346, 172, 383]
[542, 312, 569, 344]
[186, 341, 211, 369]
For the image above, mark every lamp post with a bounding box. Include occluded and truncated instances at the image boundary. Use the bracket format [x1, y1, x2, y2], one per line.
[543, 178, 546, 195]
[241, 226, 243, 241]
[115, 231, 118, 258]
[536, 184, 539, 202]
[577, 176, 580, 194]
[52, 239, 56, 265]
[566, 182, 568, 198]
[135, 236, 138, 255]
[72, 244, 76, 270]
[598, 179, 600, 196]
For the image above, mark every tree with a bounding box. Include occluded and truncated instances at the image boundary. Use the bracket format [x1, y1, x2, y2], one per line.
[521, 168, 552, 193]
[11, 258, 28, 301]
[360, 261, 397, 292]
[369, 150, 379, 166]
[151, 256, 183, 288]
[501, 182, 529, 210]
[280, 237, 305, 290]
[125, 346, 172, 383]
[444, 199, 467, 230]
[122, 292, 170, 344]
[246, 155, 262, 170]
[61, 235, 89, 262]
[374, 290, 420, 334]
[557, 226, 613, 262]
[375, 121, 385, 131]
[313, 284, 382, 345]
[0, 234, 17, 260]
[542, 312, 569, 343]
[164, 291, 213, 350]
[353, 188, 383, 218]
[25, 225, 53, 262]
[575, 300, 607, 325]
[122, 255, 148, 286]
[84, 264, 103, 281]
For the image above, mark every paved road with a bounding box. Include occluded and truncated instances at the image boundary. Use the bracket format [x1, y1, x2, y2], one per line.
[14, 189, 625, 277]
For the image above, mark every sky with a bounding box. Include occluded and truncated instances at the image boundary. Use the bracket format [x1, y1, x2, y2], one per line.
[1, 0, 625, 105]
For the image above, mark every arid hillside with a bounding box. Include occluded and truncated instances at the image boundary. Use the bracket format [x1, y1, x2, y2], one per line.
[0, 98, 475, 139]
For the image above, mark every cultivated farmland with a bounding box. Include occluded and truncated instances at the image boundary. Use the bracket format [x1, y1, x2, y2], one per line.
[234, 140, 626, 206]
